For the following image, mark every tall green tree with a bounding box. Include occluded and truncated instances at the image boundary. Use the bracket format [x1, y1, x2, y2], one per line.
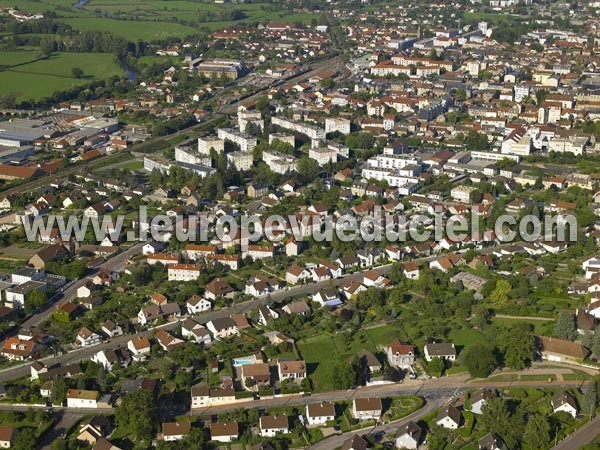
[479, 398, 523, 450]
[554, 311, 578, 341]
[489, 279, 511, 307]
[115, 390, 157, 441]
[462, 343, 498, 378]
[583, 382, 598, 416]
[497, 323, 534, 370]
[523, 414, 551, 449]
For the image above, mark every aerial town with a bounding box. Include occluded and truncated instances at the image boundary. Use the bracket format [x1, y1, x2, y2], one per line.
[0, 0, 600, 449]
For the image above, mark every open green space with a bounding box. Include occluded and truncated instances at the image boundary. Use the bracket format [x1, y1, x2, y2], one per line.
[0, 50, 124, 100]
[60, 17, 198, 41]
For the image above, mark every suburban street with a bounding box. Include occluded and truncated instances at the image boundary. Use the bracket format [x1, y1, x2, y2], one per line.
[551, 416, 600, 449]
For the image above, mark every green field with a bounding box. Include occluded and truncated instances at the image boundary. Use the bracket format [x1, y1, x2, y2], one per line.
[61, 17, 198, 41]
[0, 51, 124, 100]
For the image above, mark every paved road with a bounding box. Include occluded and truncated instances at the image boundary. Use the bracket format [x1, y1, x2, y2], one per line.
[309, 396, 445, 450]
[38, 410, 84, 450]
[551, 416, 600, 449]
[18, 242, 145, 331]
[0, 239, 518, 384]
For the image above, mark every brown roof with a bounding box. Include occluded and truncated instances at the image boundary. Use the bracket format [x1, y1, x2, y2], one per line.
[162, 421, 191, 437]
[129, 336, 150, 350]
[278, 360, 306, 375]
[307, 402, 335, 417]
[437, 405, 461, 424]
[0, 426, 14, 443]
[0, 165, 41, 179]
[210, 422, 239, 437]
[388, 338, 415, 355]
[354, 397, 382, 412]
[539, 335, 590, 359]
[341, 434, 368, 450]
[241, 363, 270, 378]
[259, 415, 289, 429]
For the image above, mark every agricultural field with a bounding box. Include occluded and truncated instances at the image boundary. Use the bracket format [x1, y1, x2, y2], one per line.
[0, 50, 124, 100]
[60, 17, 199, 41]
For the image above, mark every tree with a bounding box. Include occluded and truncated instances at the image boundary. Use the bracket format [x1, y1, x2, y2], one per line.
[50, 440, 67, 450]
[462, 343, 498, 378]
[497, 323, 534, 370]
[489, 279, 511, 307]
[25, 290, 47, 314]
[334, 358, 359, 389]
[591, 332, 600, 357]
[71, 67, 84, 79]
[297, 156, 320, 182]
[554, 310, 578, 341]
[427, 357, 445, 378]
[115, 390, 157, 441]
[523, 413, 551, 449]
[51, 377, 67, 405]
[13, 430, 36, 450]
[583, 382, 598, 416]
[473, 304, 490, 330]
[479, 398, 523, 449]
[39, 36, 54, 57]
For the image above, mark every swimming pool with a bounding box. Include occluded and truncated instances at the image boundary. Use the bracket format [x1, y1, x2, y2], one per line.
[232, 356, 258, 366]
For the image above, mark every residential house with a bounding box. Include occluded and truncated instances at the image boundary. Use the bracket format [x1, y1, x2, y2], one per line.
[352, 397, 382, 421]
[357, 351, 382, 374]
[478, 433, 507, 450]
[76, 327, 102, 348]
[282, 300, 310, 316]
[186, 295, 212, 314]
[395, 421, 423, 449]
[168, 263, 201, 281]
[385, 339, 416, 368]
[312, 289, 342, 307]
[470, 389, 495, 415]
[162, 422, 191, 442]
[341, 435, 369, 450]
[205, 278, 235, 300]
[206, 317, 238, 339]
[257, 305, 279, 325]
[259, 415, 290, 437]
[101, 320, 123, 338]
[424, 343, 457, 362]
[436, 405, 461, 429]
[127, 336, 151, 360]
[137, 303, 181, 326]
[0, 427, 15, 449]
[210, 422, 239, 443]
[285, 265, 311, 285]
[181, 318, 212, 345]
[306, 402, 335, 425]
[66, 389, 99, 408]
[551, 392, 578, 418]
[2, 337, 37, 361]
[277, 360, 307, 381]
[190, 385, 235, 408]
[155, 329, 184, 352]
[241, 363, 271, 387]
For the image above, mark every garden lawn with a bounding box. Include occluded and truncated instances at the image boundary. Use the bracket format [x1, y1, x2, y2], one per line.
[297, 334, 341, 392]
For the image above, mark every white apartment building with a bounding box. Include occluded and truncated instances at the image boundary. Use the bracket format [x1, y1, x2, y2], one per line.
[217, 128, 257, 152]
[197, 136, 224, 155]
[168, 264, 201, 281]
[325, 117, 351, 134]
[271, 116, 326, 140]
[309, 147, 338, 165]
[227, 151, 253, 171]
[262, 150, 298, 174]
